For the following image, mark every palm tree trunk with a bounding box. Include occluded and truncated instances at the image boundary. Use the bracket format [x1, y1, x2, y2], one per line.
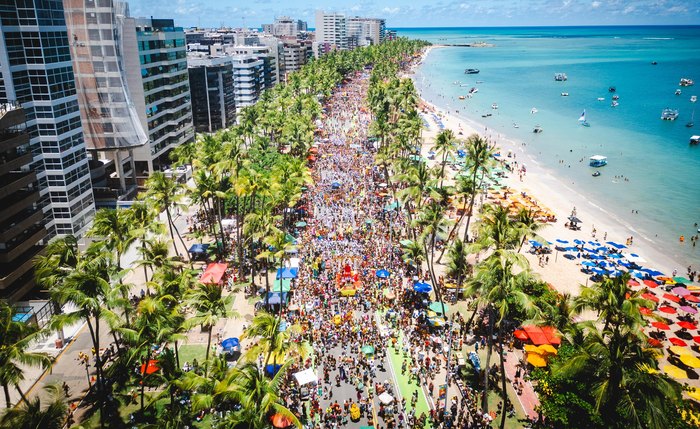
[498, 327, 508, 429]
[436, 207, 467, 264]
[204, 325, 213, 377]
[482, 306, 494, 413]
[3, 384, 10, 408]
[86, 318, 106, 429]
[166, 209, 180, 258]
[14, 384, 28, 406]
[216, 197, 227, 256]
[174, 340, 181, 370]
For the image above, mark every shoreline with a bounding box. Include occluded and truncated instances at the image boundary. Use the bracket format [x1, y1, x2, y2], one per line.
[410, 47, 689, 296]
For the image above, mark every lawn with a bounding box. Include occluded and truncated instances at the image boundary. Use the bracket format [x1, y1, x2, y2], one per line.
[178, 344, 208, 367]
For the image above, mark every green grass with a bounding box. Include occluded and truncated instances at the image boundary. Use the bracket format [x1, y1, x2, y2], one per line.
[387, 334, 433, 428]
[178, 344, 208, 366]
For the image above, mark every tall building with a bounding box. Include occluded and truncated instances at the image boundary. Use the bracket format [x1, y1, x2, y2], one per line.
[347, 17, 386, 46]
[279, 39, 313, 80]
[63, 0, 147, 205]
[0, 0, 95, 239]
[187, 55, 235, 133]
[231, 55, 266, 111]
[314, 11, 347, 55]
[0, 103, 47, 301]
[262, 16, 307, 37]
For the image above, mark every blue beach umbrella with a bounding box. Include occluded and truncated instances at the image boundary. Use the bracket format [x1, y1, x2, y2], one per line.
[606, 241, 627, 249]
[221, 338, 240, 351]
[642, 268, 665, 277]
[413, 282, 433, 293]
[591, 267, 607, 275]
[276, 267, 298, 279]
[556, 239, 569, 244]
[529, 240, 543, 247]
[376, 269, 391, 278]
[573, 239, 585, 245]
[581, 260, 597, 267]
[563, 253, 577, 260]
[331, 181, 341, 189]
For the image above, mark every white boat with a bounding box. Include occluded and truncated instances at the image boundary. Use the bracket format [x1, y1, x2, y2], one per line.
[530, 107, 538, 114]
[491, 103, 498, 109]
[458, 95, 465, 100]
[578, 109, 590, 127]
[611, 101, 619, 107]
[661, 108, 679, 120]
[680, 78, 694, 87]
[597, 97, 605, 101]
[533, 125, 543, 133]
[612, 95, 620, 100]
[513, 123, 519, 128]
[589, 155, 607, 167]
[691, 95, 697, 103]
[561, 92, 569, 96]
[554, 73, 568, 81]
[690, 135, 700, 145]
[675, 89, 682, 96]
[469, 87, 478, 94]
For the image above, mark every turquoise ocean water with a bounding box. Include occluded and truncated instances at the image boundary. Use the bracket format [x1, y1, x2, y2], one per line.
[398, 26, 700, 268]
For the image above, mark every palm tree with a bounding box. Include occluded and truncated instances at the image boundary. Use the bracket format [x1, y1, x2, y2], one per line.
[142, 172, 189, 261]
[432, 129, 456, 187]
[256, 231, 295, 312]
[184, 282, 233, 376]
[514, 207, 546, 253]
[242, 311, 310, 371]
[401, 239, 426, 276]
[0, 383, 67, 429]
[446, 238, 471, 287]
[462, 134, 496, 243]
[125, 201, 165, 282]
[0, 302, 51, 408]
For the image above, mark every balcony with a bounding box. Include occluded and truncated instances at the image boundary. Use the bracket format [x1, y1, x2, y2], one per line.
[0, 190, 39, 223]
[0, 172, 36, 201]
[0, 103, 25, 129]
[0, 244, 44, 295]
[0, 152, 32, 176]
[0, 225, 47, 264]
[0, 208, 43, 243]
[0, 130, 30, 153]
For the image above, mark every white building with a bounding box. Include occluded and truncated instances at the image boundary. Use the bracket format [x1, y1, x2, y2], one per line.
[262, 17, 307, 38]
[347, 17, 386, 47]
[314, 11, 347, 56]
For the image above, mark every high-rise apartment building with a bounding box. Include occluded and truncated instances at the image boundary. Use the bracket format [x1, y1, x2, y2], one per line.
[262, 17, 307, 38]
[63, 0, 147, 204]
[0, 0, 95, 239]
[347, 17, 386, 47]
[187, 55, 235, 133]
[122, 17, 193, 177]
[230, 55, 266, 111]
[314, 11, 347, 56]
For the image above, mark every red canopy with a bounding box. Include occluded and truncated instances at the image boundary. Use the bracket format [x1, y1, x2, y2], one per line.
[521, 325, 560, 345]
[140, 359, 160, 375]
[513, 330, 529, 341]
[643, 280, 659, 288]
[647, 337, 663, 348]
[693, 336, 700, 345]
[200, 263, 228, 285]
[658, 306, 677, 314]
[678, 321, 697, 330]
[685, 295, 700, 303]
[669, 337, 687, 346]
[651, 321, 670, 330]
[642, 293, 659, 303]
[640, 307, 653, 316]
[628, 279, 640, 287]
[662, 293, 681, 303]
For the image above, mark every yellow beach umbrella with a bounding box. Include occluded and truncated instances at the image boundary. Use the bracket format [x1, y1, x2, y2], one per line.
[538, 344, 558, 355]
[688, 387, 700, 402]
[524, 344, 540, 353]
[669, 346, 694, 356]
[680, 354, 700, 368]
[663, 364, 688, 379]
[526, 352, 547, 367]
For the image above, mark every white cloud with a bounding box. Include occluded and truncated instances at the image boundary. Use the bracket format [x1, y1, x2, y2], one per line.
[623, 5, 636, 14]
[591, 1, 601, 8]
[382, 7, 400, 14]
[459, 3, 470, 10]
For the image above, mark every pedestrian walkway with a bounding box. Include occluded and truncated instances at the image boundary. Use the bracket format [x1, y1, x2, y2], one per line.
[503, 348, 540, 420]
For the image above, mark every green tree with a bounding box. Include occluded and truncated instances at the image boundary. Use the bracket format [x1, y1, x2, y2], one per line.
[142, 172, 189, 261]
[0, 383, 67, 429]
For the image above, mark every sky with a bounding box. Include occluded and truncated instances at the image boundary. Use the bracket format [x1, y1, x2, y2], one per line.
[127, 0, 700, 28]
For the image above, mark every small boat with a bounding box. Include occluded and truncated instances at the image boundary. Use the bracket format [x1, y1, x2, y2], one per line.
[661, 108, 679, 120]
[578, 109, 590, 127]
[464, 68, 480, 74]
[491, 103, 498, 109]
[651, 61, 658, 65]
[481, 113, 492, 118]
[533, 125, 543, 133]
[612, 95, 620, 100]
[561, 92, 569, 96]
[513, 123, 519, 128]
[675, 89, 682, 96]
[592, 171, 601, 177]
[611, 101, 619, 107]
[609, 86, 616, 93]
[554, 73, 568, 81]
[459, 83, 470, 87]
[691, 95, 697, 103]
[469, 87, 478, 94]
[530, 107, 538, 114]
[597, 97, 605, 101]
[458, 95, 465, 100]
[589, 155, 607, 167]
[476, 80, 484, 83]
[680, 78, 694, 87]
[690, 135, 700, 145]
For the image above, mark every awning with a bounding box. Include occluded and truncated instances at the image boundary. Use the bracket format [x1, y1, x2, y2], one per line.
[293, 368, 319, 386]
[188, 243, 210, 254]
[521, 325, 560, 345]
[271, 278, 292, 293]
[378, 392, 394, 404]
[200, 263, 228, 284]
[276, 267, 299, 279]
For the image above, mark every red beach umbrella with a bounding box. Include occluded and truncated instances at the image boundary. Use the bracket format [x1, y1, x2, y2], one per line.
[647, 337, 663, 348]
[659, 306, 677, 314]
[513, 329, 529, 341]
[669, 337, 688, 347]
[662, 293, 681, 303]
[642, 293, 659, 303]
[640, 307, 653, 316]
[678, 321, 697, 330]
[693, 336, 700, 345]
[139, 359, 160, 375]
[651, 321, 670, 330]
[643, 280, 659, 288]
[685, 295, 700, 303]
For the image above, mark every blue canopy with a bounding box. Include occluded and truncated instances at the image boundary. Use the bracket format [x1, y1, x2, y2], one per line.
[642, 268, 665, 277]
[267, 294, 282, 305]
[588, 255, 606, 260]
[573, 239, 585, 244]
[457, 149, 466, 157]
[265, 364, 282, 376]
[276, 267, 298, 279]
[581, 260, 597, 267]
[376, 269, 390, 278]
[529, 240, 543, 248]
[221, 337, 240, 350]
[629, 270, 646, 279]
[413, 282, 433, 294]
[331, 181, 341, 189]
[188, 243, 210, 254]
[556, 239, 569, 244]
[591, 267, 607, 275]
[606, 241, 627, 249]
[563, 253, 576, 260]
[608, 270, 623, 277]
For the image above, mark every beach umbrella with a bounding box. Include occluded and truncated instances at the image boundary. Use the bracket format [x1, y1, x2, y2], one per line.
[361, 345, 375, 355]
[670, 345, 693, 356]
[678, 321, 697, 330]
[688, 388, 700, 402]
[651, 322, 670, 330]
[680, 305, 698, 314]
[642, 293, 659, 303]
[647, 337, 663, 348]
[640, 307, 653, 316]
[139, 359, 160, 375]
[591, 268, 607, 275]
[524, 344, 541, 353]
[663, 364, 688, 379]
[221, 337, 240, 351]
[375, 269, 390, 278]
[427, 317, 445, 327]
[626, 253, 647, 263]
[555, 239, 569, 244]
[670, 338, 688, 347]
[672, 286, 691, 296]
[674, 276, 691, 284]
[526, 353, 547, 368]
[568, 216, 582, 224]
[428, 301, 449, 314]
[513, 330, 529, 341]
[686, 295, 700, 303]
[628, 279, 640, 287]
[605, 241, 627, 249]
[643, 280, 659, 288]
[413, 282, 432, 293]
[693, 336, 700, 345]
[529, 240, 543, 247]
[629, 271, 646, 279]
[659, 306, 677, 314]
[538, 344, 558, 355]
[658, 276, 675, 284]
[331, 181, 341, 189]
[581, 261, 597, 267]
[573, 239, 585, 244]
[663, 293, 681, 303]
[270, 413, 293, 428]
[295, 221, 307, 228]
[563, 253, 577, 260]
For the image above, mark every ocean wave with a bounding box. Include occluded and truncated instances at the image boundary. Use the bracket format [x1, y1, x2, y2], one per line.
[642, 37, 674, 40]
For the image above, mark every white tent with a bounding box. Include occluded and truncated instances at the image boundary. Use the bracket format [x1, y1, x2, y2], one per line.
[293, 368, 318, 386]
[287, 257, 301, 268]
[378, 392, 394, 405]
